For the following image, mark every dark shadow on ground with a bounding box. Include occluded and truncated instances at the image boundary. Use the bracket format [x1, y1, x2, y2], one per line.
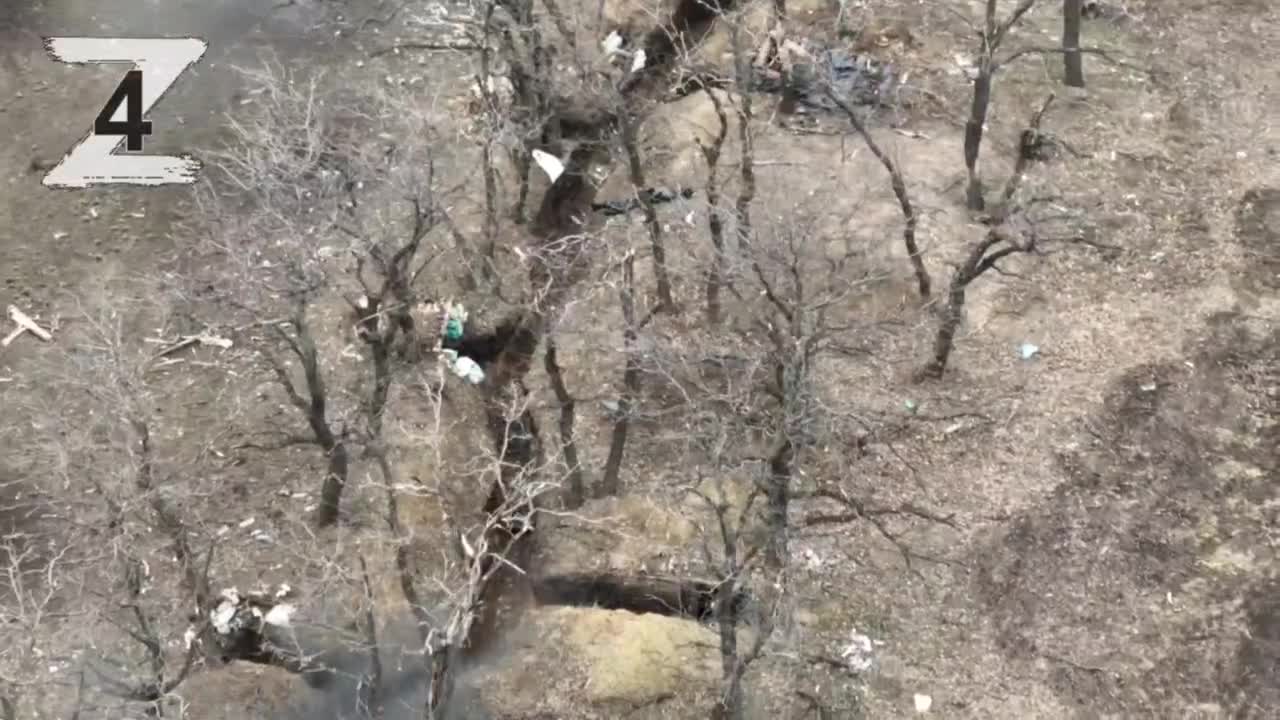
[974, 310, 1279, 716]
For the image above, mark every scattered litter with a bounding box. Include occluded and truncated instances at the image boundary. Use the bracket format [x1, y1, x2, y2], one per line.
[250, 528, 272, 543]
[801, 546, 823, 570]
[3, 305, 54, 347]
[183, 626, 198, 649]
[593, 187, 694, 216]
[88, 207, 98, 219]
[1019, 342, 1041, 360]
[444, 306, 466, 343]
[1139, 382, 1157, 392]
[892, 128, 931, 140]
[275, 583, 292, 598]
[210, 595, 239, 634]
[774, 46, 899, 112]
[951, 53, 979, 80]
[904, 399, 918, 413]
[914, 694, 933, 713]
[602, 30, 623, 55]
[531, 148, 564, 183]
[450, 354, 486, 384]
[630, 48, 646, 73]
[263, 603, 295, 627]
[52, 231, 68, 240]
[238, 517, 255, 529]
[148, 332, 234, 359]
[840, 628, 878, 673]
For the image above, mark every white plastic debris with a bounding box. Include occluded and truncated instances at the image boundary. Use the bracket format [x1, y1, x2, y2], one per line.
[238, 517, 255, 528]
[602, 30, 623, 55]
[1019, 343, 1040, 360]
[263, 603, 296, 627]
[914, 694, 933, 713]
[211, 599, 238, 635]
[801, 546, 823, 570]
[841, 628, 877, 673]
[183, 626, 199, 649]
[630, 48, 647, 73]
[531, 149, 565, 183]
[452, 355, 486, 384]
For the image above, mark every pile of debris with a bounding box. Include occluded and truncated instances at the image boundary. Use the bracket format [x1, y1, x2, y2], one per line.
[414, 300, 486, 384]
[755, 39, 901, 115]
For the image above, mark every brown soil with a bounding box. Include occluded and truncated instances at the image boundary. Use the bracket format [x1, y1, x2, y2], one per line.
[2, 0, 1279, 718]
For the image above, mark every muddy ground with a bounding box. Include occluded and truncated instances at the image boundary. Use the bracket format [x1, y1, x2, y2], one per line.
[1, 0, 1278, 718]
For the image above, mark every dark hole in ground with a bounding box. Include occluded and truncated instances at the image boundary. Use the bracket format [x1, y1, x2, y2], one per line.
[532, 572, 750, 622]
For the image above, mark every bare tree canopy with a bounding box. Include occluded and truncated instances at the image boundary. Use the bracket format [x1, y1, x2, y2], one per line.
[2, 1, 1276, 719]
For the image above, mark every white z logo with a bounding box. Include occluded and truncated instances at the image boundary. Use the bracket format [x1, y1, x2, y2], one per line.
[42, 37, 208, 188]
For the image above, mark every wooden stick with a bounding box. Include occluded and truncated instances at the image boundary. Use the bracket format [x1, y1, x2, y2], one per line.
[6, 306, 52, 342]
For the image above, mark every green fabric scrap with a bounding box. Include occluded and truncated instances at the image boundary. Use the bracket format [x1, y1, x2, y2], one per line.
[445, 316, 464, 343]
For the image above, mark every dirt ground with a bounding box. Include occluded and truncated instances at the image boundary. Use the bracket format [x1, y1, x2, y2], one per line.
[1, 0, 1278, 718]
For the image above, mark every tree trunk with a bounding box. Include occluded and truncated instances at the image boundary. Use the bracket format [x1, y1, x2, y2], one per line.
[1063, 0, 1085, 87]
[481, 140, 501, 275]
[621, 116, 675, 312]
[544, 340, 585, 509]
[705, 196, 726, 325]
[697, 88, 730, 325]
[713, 572, 746, 720]
[764, 435, 794, 569]
[287, 316, 348, 528]
[599, 255, 641, 497]
[922, 274, 969, 379]
[825, 92, 931, 300]
[731, 22, 757, 252]
[964, 64, 993, 211]
[316, 433, 349, 527]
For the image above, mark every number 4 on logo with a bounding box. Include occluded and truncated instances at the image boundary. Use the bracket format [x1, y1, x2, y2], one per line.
[42, 38, 208, 188]
[95, 70, 153, 152]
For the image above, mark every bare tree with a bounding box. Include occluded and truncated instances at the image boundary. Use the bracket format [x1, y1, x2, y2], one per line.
[194, 60, 450, 527]
[619, 110, 677, 312]
[961, 0, 1040, 211]
[825, 89, 932, 301]
[922, 95, 1056, 379]
[693, 481, 772, 720]
[1, 292, 236, 718]
[599, 248, 647, 497]
[697, 86, 732, 325]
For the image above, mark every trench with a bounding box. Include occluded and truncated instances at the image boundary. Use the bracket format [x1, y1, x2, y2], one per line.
[450, 0, 753, 678]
